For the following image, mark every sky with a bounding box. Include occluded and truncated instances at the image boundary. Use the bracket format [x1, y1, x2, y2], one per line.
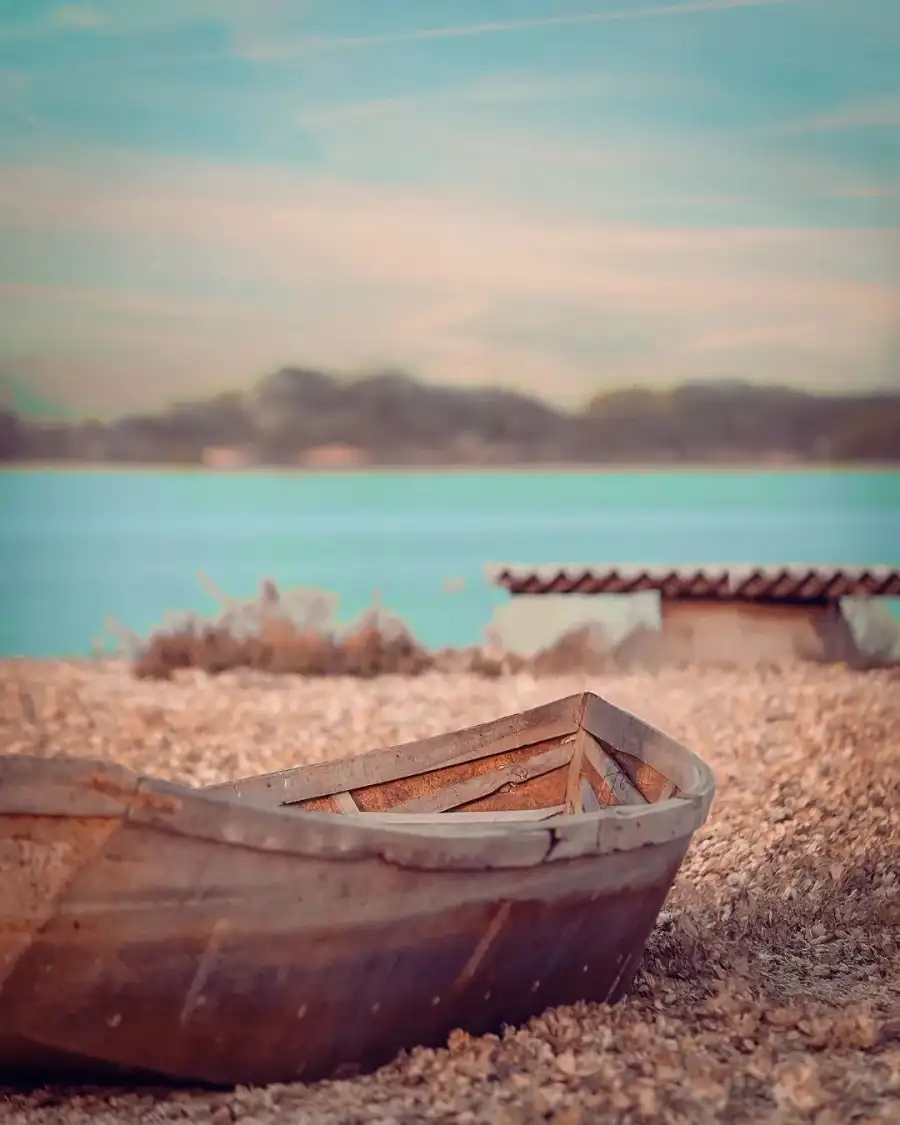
[0, 0, 898, 416]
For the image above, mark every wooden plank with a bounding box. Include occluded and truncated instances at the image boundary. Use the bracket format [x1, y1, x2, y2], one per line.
[580, 777, 602, 813]
[657, 779, 678, 802]
[349, 734, 567, 814]
[342, 805, 567, 832]
[389, 741, 574, 815]
[582, 734, 647, 806]
[454, 763, 569, 814]
[581, 694, 704, 797]
[203, 695, 582, 806]
[333, 792, 359, 815]
[126, 777, 558, 870]
[348, 807, 567, 826]
[0, 756, 138, 818]
[602, 748, 678, 804]
[564, 728, 589, 814]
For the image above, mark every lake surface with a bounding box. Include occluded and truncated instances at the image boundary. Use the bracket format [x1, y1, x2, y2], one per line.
[1, 468, 898, 658]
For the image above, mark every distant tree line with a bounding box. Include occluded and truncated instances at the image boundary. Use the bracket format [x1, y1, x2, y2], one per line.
[1, 367, 898, 466]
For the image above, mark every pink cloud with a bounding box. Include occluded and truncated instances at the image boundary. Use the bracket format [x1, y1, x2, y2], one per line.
[1, 154, 897, 406]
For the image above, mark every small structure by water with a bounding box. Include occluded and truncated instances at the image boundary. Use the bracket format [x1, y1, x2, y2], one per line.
[486, 565, 900, 666]
[201, 445, 255, 470]
[299, 443, 369, 469]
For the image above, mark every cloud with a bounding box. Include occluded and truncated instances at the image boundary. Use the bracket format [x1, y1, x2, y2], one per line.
[50, 4, 105, 31]
[1, 152, 897, 412]
[307, 83, 900, 154]
[0, 281, 268, 320]
[2, 0, 295, 46]
[292, 89, 899, 223]
[1, 70, 26, 90]
[0, 0, 802, 75]
[248, 0, 799, 58]
[7, 0, 799, 47]
[294, 72, 655, 130]
[761, 97, 900, 136]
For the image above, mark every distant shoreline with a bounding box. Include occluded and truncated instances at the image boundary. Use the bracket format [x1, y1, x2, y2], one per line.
[2, 460, 899, 476]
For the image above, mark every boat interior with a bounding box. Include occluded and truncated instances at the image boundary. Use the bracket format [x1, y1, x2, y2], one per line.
[203, 693, 681, 824]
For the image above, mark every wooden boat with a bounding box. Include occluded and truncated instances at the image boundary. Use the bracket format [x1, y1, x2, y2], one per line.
[0, 691, 714, 1088]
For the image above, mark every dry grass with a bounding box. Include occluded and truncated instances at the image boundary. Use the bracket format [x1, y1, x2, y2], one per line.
[129, 611, 614, 683]
[1, 659, 898, 1124]
[112, 576, 614, 681]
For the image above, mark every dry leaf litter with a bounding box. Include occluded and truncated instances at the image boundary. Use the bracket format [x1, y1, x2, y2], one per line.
[0, 659, 898, 1125]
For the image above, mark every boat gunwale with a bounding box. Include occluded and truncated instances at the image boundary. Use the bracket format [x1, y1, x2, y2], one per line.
[203, 693, 585, 805]
[0, 692, 716, 871]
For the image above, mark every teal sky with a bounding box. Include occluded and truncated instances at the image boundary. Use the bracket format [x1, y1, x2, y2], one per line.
[0, 0, 898, 414]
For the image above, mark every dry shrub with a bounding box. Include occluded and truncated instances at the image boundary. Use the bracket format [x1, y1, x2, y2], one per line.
[134, 603, 436, 681]
[130, 575, 530, 681]
[134, 624, 541, 682]
[530, 624, 613, 676]
[612, 624, 663, 666]
[129, 578, 620, 682]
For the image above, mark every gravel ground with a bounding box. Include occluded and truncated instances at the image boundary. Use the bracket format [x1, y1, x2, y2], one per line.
[1, 659, 898, 1124]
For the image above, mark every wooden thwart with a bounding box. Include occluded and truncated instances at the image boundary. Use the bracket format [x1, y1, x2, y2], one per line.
[350, 807, 567, 825]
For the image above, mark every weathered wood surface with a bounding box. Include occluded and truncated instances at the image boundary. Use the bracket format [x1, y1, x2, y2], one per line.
[389, 741, 573, 814]
[582, 733, 646, 807]
[0, 690, 715, 1087]
[203, 695, 583, 806]
[581, 694, 708, 804]
[332, 791, 360, 815]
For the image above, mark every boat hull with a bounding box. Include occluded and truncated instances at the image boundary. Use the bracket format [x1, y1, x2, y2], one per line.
[0, 690, 715, 1087]
[0, 810, 687, 1086]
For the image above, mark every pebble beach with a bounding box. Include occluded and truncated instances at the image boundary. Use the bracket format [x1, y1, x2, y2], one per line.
[1, 659, 898, 1124]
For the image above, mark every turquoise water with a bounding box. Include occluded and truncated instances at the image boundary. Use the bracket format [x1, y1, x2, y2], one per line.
[1, 468, 898, 658]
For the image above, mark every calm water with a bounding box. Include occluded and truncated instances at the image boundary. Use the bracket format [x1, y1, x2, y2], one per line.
[1, 468, 898, 658]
